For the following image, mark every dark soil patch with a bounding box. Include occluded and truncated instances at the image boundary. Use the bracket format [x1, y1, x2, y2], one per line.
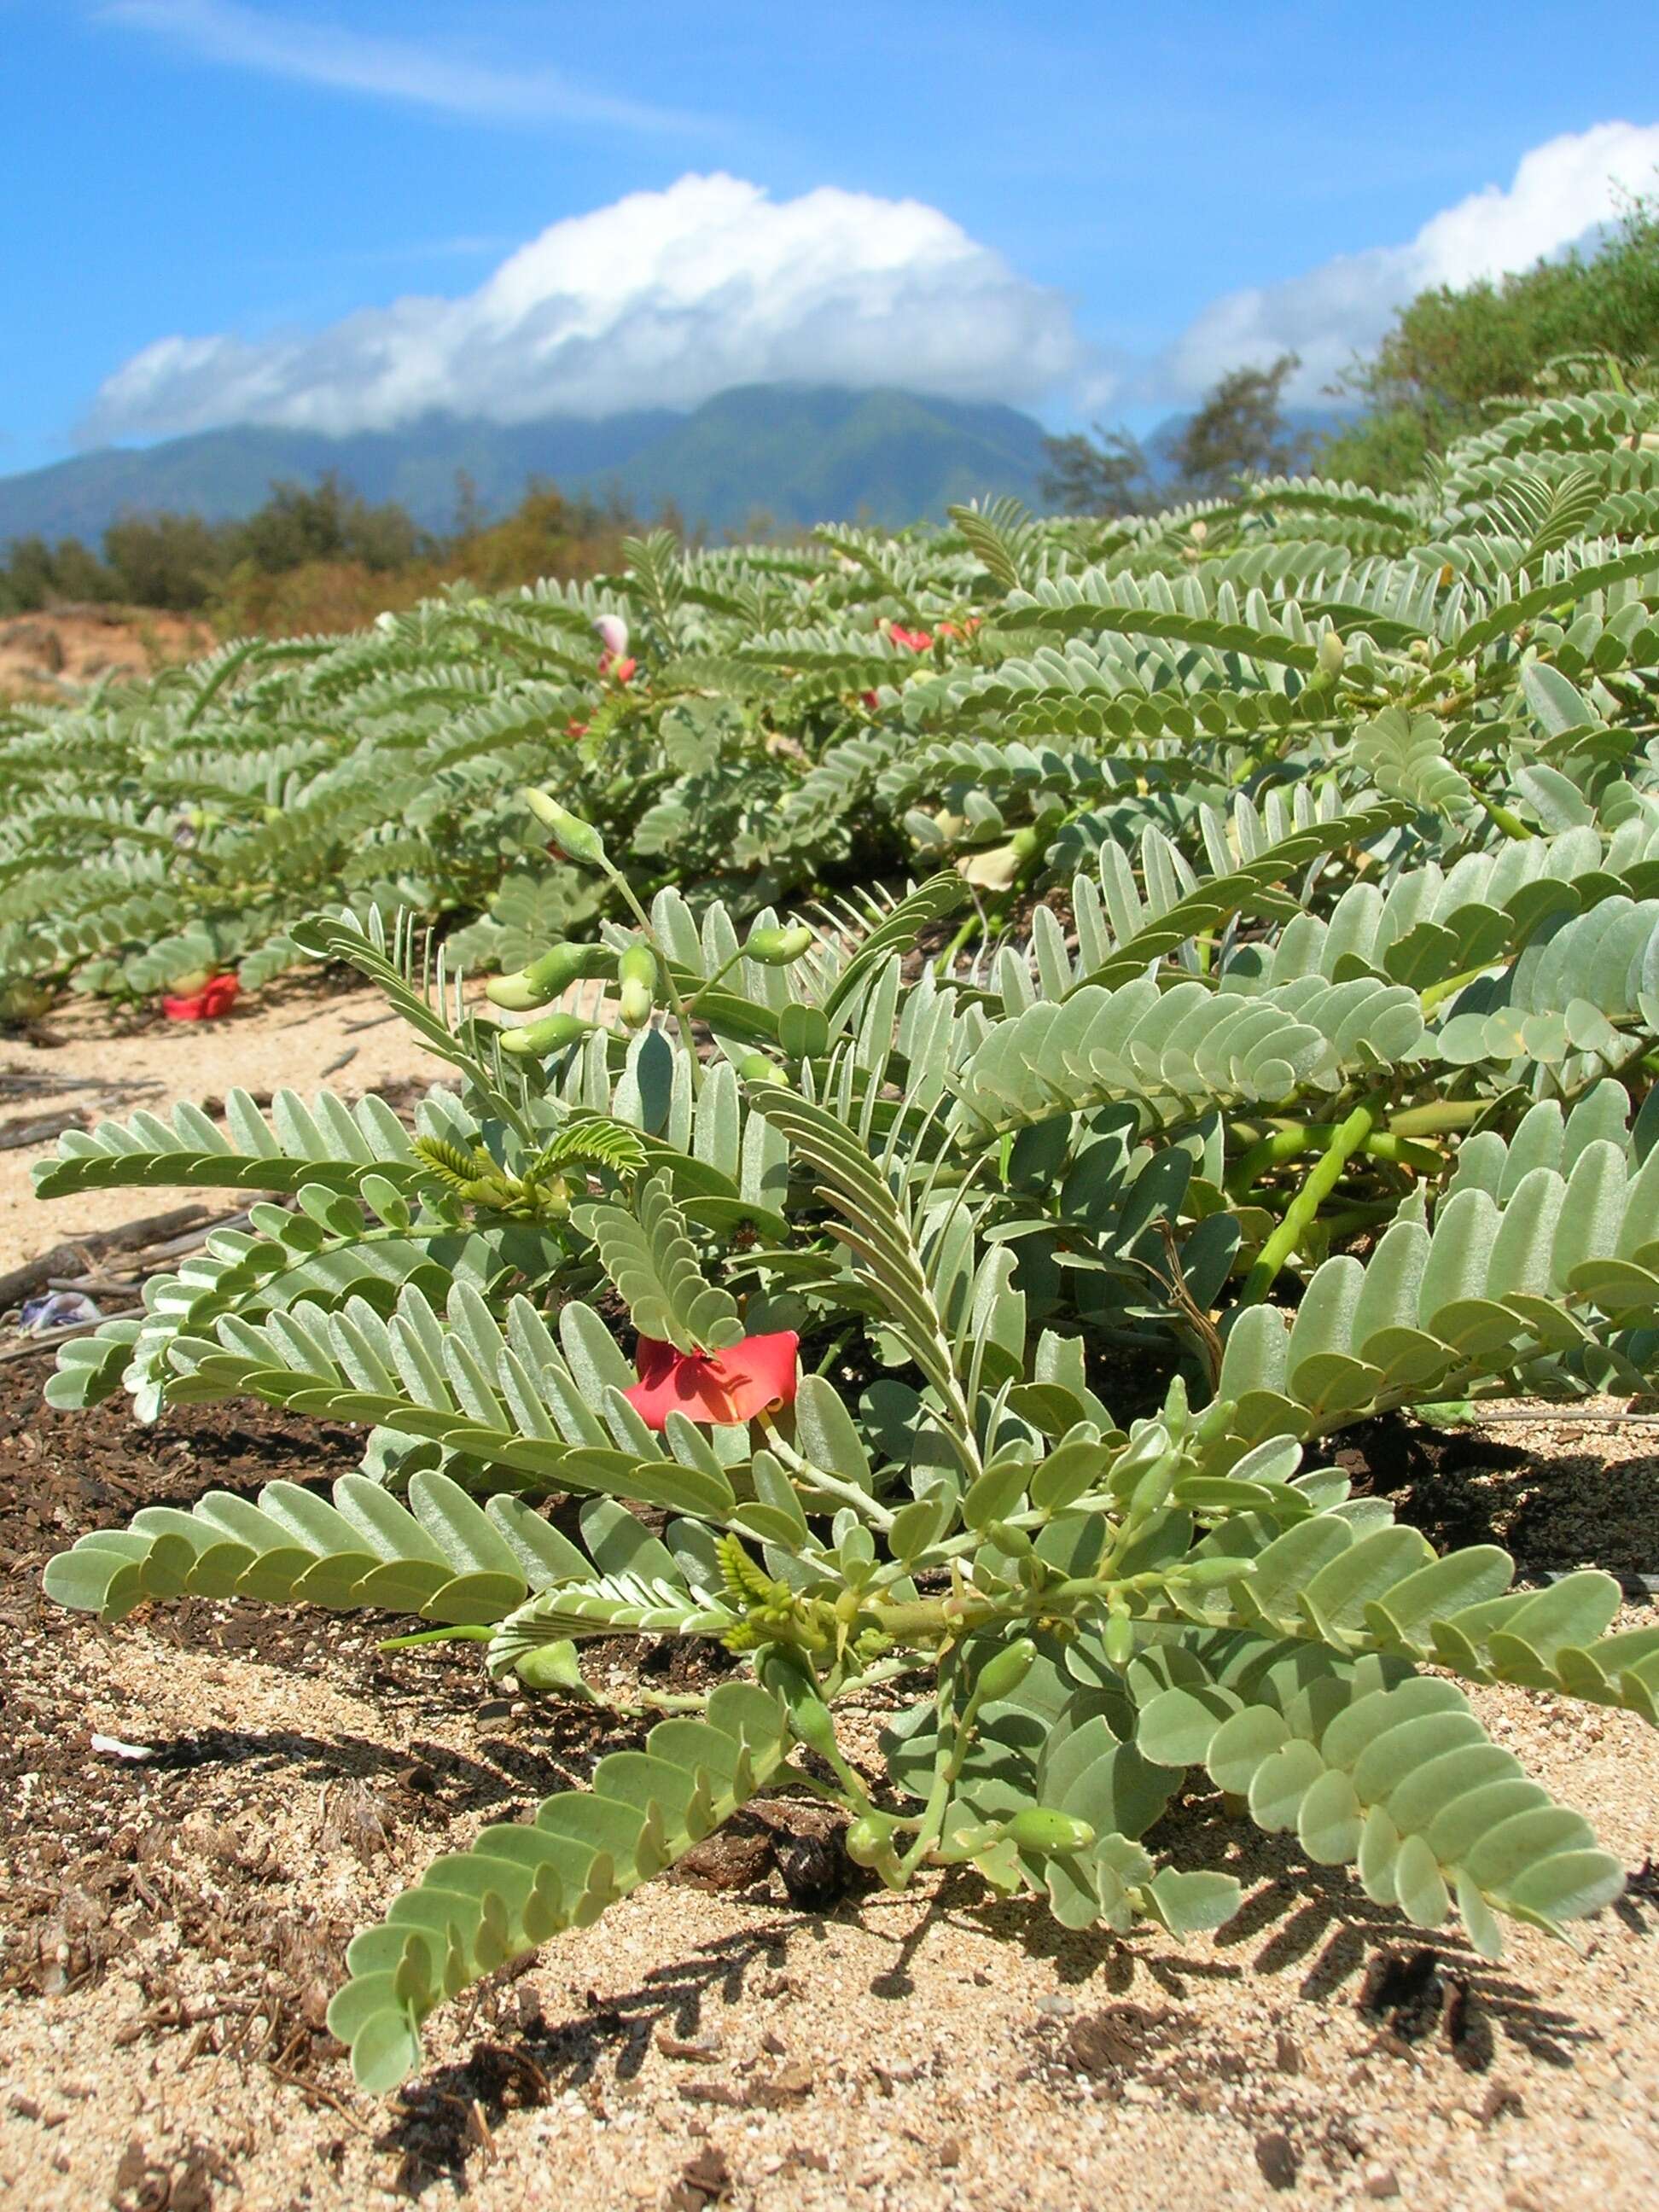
[1331, 1410, 1659, 1581]
[0, 1371, 365, 1572]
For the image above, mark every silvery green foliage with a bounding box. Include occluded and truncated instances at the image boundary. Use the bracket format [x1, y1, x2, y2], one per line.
[30, 386, 1659, 2093]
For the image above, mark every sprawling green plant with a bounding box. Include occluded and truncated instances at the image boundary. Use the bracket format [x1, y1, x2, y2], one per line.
[31, 387, 1659, 2093]
[4, 374, 1658, 1015]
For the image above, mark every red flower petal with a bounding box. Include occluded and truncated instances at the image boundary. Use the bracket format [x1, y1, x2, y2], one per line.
[161, 974, 239, 1022]
[622, 1330, 800, 1430]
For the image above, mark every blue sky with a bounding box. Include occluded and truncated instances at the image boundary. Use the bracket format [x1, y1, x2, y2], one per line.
[3, 1, 1658, 474]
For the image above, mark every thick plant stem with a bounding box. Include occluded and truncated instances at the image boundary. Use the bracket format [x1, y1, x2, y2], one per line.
[932, 906, 981, 981]
[1225, 1121, 1442, 1196]
[1387, 1097, 1489, 1138]
[1238, 1097, 1383, 1306]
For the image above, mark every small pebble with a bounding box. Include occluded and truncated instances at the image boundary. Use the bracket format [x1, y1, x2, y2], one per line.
[1037, 1994, 1076, 2018]
[1362, 2166, 1400, 2200]
[1255, 2131, 1300, 2192]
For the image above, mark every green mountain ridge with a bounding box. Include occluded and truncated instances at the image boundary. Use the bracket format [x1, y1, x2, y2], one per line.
[0, 387, 1053, 544]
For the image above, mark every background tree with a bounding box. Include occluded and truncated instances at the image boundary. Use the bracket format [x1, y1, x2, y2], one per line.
[102, 513, 230, 612]
[1039, 424, 1153, 515]
[1320, 196, 1659, 489]
[1160, 352, 1308, 498]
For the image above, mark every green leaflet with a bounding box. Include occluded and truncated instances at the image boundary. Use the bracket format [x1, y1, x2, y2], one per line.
[328, 1680, 793, 2090]
[575, 1171, 745, 1353]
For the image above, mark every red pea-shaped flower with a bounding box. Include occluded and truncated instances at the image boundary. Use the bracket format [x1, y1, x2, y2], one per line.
[622, 1330, 800, 1430]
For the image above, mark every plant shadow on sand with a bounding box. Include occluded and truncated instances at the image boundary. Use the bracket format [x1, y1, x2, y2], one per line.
[375, 1916, 812, 2195]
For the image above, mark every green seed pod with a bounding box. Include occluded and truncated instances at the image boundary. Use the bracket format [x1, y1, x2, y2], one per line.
[486, 940, 616, 1010]
[845, 1813, 900, 1868]
[1171, 1555, 1252, 1589]
[1103, 1609, 1135, 1666]
[742, 923, 815, 967]
[498, 1011, 595, 1057]
[1318, 629, 1346, 678]
[970, 1636, 1038, 1708]
[736, 1051, 786, 1086]
[521, 788, 608, 866]
[1003, 1807, 1097, 1855]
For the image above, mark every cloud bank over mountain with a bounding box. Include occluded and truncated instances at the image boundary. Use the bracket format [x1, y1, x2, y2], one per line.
[73, 121, 1659, 447]
[1155, 120, 1659, 405]
[84, 174, 1083, 441]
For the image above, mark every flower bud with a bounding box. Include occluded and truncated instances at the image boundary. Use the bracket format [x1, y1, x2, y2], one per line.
[1318, 630, 1346, 678]
[845, 1813, 901, 1868]
[498, 1011, 596, 1057]
[1170, 1554, 1253, 1588]
[784, 1689, 841, 1763]
[513, 1639, 591, 1696]
[617, 942, 657, 1031]
[970, 1636, 1038, 1707]
[743, 923, 815, 967]
[487, 940, 616, 1010]
[593, 613, 629, 660]
[736, 1051, 786, 1086]
[1190, 520, 1208, 544]
[521, 789, 608, 866]
[1003, 1807, 1097, 1855]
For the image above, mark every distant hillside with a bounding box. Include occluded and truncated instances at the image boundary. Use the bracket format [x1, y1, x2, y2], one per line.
[0, 387, 1053, 544]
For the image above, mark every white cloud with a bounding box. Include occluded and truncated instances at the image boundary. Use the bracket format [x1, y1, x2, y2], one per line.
[96, 0, 703, 131]
[1161, 120, 1659, 403]
[83, 173, 1083, 439]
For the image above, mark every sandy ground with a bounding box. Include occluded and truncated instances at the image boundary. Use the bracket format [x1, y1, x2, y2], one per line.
[0, 978, 1656, 2211]
[1, 973, 444, 1266]
[0, 607, 212, 702]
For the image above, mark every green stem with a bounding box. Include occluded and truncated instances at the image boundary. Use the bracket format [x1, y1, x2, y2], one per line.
[932, 906, 981, 981]
[680, 945, 747, 1016]
[1387, 1097, 1488, 1138]
[897, 1653, 960, 1878]
[377, 1624, 493, 1651]
[1225, 1121, 1442, 1197]
[1420, 961, 1506, 1015]
[1238, 1096, 1383, 1305]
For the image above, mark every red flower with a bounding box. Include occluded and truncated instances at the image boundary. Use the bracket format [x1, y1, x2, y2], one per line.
[861, 688, 881, 710]
[565, 718, 589, 738]
[599, 649, 637, 683]
[161, 973, 239, 1022]
[889, 624, 934, 652]
[936, 616, 981, 640]
[623, 1330, 800, 1430]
